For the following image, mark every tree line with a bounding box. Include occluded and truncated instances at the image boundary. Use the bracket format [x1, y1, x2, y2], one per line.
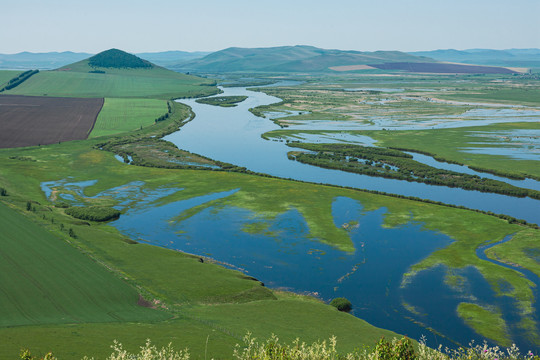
[0, 70, 39, 92]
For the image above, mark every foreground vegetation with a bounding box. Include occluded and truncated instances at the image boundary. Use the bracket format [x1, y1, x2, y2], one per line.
[20, 333, 540, 360]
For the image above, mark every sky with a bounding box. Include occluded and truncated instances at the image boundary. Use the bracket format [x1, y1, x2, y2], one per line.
[2, 0, 540, 54]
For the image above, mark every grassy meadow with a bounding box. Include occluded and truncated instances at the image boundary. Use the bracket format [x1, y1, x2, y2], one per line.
[3, 63, 218, 99]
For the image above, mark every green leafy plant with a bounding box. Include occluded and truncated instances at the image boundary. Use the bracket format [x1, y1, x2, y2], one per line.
[330, 297, 352, 312]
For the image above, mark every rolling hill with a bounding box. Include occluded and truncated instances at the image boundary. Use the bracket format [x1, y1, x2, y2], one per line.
[173, 45, 432, 73]
[2, 49, 218, 98]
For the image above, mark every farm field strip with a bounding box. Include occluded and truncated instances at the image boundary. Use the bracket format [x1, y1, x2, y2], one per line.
[90, 98, 168, 138]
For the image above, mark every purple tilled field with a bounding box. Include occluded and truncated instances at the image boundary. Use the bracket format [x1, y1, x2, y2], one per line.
[0, 95, 103, 148]
[370, 62, 517, 74]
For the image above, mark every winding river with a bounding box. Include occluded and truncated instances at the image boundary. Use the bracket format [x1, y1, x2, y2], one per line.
[164, 85, 540, 225]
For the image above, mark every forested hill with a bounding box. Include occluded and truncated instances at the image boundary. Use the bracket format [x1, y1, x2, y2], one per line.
[88, 49, 153, 69]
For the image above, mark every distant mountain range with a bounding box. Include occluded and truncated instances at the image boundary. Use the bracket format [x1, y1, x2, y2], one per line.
[1, 46, 538, 73]
[0, 50, 209, 70]
[409, 49, 540, 68]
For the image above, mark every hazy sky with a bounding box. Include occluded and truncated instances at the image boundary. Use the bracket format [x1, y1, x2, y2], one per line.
[2, 0, 539, 54]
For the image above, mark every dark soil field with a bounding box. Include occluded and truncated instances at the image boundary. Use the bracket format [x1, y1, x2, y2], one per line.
[370, 62, 517, 74]
[0, 95, 103, 148]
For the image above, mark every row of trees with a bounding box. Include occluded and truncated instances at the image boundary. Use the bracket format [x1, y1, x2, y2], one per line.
[0, 69, 39, 92]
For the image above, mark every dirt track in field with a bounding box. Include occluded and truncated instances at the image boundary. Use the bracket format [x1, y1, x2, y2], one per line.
[0, 95, 103, 148]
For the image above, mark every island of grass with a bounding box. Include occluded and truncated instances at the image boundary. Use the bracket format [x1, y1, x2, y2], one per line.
[286, 142, 540, 201]
[195, 95, 248, 107]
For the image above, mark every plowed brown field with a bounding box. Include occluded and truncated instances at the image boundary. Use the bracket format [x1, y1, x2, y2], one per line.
[0, 95, 103, 148]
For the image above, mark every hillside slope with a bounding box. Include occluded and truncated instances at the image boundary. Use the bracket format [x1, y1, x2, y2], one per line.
[0, 201, 168, 326]
[3, 49, 218, 98]
[410, 48, 540, 68]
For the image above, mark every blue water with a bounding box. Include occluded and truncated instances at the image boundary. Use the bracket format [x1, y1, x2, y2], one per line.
[111, 192, 487, 347]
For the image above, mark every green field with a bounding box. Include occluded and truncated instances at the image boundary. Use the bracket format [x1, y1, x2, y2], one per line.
[0, 201, 169, 327]
[0, 70, 21, 87]
[3, 66, 218, 99]
[90, 98, 168, 137]
[440, 87, 540, 106]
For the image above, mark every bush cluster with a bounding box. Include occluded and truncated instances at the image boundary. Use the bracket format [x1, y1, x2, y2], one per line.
[330, 297, 352, 312]
[65, 206, 120, 222]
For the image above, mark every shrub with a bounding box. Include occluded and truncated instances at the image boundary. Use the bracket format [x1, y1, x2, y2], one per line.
[0, 187, 7, 196]
[330, 297, 352, 312]
[95, 339, 189, 360]
[65, 206, 121, 222]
